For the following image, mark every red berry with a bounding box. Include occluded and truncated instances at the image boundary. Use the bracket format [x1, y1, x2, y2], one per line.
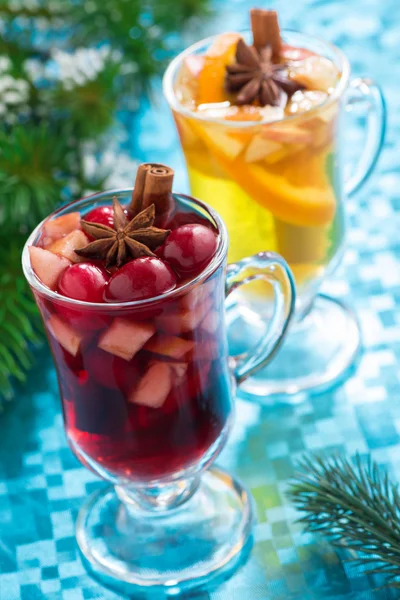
[160, 224, 217, 277]
[58, 263, 109, 303]
[84, 206, 114, 229]
[56, 263, 110, 331]
[104, 257, 177, 302]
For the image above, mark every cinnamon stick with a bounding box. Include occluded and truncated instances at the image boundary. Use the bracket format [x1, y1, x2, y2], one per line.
[250, 8, 282, 60]
[130, 163, 152, 214]
[129, 163, 174, 218]
[142, 163, 174, 214]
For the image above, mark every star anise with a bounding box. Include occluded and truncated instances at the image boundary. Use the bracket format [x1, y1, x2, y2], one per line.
[226, 38, 304, 108]
[75, 197, 170, 268]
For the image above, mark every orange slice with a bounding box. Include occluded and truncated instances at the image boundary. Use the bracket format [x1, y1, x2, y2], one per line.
[197, 33, 240, 104]
[190, 120, 336, 227]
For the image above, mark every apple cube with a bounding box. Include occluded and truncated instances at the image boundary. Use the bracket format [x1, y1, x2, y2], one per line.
[144, 335, 194, 359]
[201, 310, 220, 335]
[180, 279, 215, 310]
[158, 296, 214, 335]
[262, 124, 312, 145]
[43, 212, 81, 240]
[47, 314, 83, 356]
[99, 318, 156, 361]
[244, 135, 282, 163]
[198, 126, 245, 160]
[290, 56, 339, 92]
[48, 230, 89, 263]
[29, 246, 71, 290]
[128, 362, 171, 408]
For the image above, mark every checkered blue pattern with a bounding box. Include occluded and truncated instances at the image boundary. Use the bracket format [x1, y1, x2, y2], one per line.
[1, 0, 399, 597]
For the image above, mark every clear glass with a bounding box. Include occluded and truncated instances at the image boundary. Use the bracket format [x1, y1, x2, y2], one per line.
[163, 30, 386, 397]
[22, 190, 295, 593]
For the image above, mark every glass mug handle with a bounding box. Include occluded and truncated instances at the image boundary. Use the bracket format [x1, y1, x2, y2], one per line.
[344, 77, 386, 197]
[225, 252, 296, 385]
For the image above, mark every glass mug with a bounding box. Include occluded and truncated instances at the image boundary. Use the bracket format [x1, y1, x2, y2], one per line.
[163, 30, 386, 397]
[22, 190, 295, 594]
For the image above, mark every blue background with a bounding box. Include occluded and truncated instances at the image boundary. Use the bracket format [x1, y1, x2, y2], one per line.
[1, 0, 400, 598]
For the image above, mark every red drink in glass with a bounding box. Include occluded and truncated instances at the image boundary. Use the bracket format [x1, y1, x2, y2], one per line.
[22, 176, 294, 594]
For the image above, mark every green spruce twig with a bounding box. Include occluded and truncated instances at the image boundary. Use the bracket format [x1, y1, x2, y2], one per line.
[288, 453, 400, 589]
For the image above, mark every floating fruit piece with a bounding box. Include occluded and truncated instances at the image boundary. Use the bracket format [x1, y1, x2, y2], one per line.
[244, 134, 282, 162]
[43, 212, 81, 240]
[47, 314, 84, 357]
[29, 246, 71, 290]
[281, 44, 315, 61]
[128, 362, 172, 408]
[157, 296, 214, 335]
[262, 123, 313, 145]
[287, 90, 328, 115]
[197, 32, 241, 104]
[48, 230, 89, 263]
[84, 206, 115, 229]
[58, 263, 109, 303]
[144, 335, 194, 359]
[160, 224, 218, 277]
[104, 257, 177, 303]
[180, 278, 215, 310]
[98, 318, 156, 361]
[289, 56, 340, 92]
[189, 120, 335, 226]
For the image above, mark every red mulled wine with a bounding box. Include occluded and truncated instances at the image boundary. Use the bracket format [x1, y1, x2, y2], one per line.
[29, 180, 232, 483]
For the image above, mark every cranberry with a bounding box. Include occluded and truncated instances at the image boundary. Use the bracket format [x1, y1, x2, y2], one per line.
[58, 263, 109, 303]
[56, 263, 110, 331]
[160, 224, 217, 277]
[84, 206, 115, 229]
[104, 257, 177, 303]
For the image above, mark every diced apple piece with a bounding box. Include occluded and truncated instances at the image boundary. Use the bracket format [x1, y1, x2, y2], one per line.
[174, 114, 200, 149]
[289, 56, 339, 92]
[47, 314, 83, 356]
[48, 230, 89, 263]
[144, 335, 194, 359]
[128, 362, 172, 408]
[29, 246, 71, 290]
[43, 212, 81, 240]
[244, 135, 283, 162]
[99, 318, 156, 361]
[158, 296, 214, 335]
[180, 279, 215, 310]
[287, 90, 328, 115]
[262, 124, 312, 145]
[201, 310, 220, 335]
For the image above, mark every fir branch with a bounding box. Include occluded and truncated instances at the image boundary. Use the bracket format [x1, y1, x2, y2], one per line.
[0, 235, 43, 405]
[288, 453, 400, 589]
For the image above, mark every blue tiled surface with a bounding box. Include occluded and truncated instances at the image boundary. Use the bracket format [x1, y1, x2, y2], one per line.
[1, 0, 400, 598]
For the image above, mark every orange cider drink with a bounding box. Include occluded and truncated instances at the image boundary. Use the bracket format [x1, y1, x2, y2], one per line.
[164, 11, 345, 309]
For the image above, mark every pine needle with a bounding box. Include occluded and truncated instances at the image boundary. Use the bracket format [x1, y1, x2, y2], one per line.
[288, 453, 400, 589]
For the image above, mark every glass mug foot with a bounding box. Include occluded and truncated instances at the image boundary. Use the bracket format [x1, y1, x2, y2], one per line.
[76, 468, 253, 595]
[228, 294, 361, 400]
